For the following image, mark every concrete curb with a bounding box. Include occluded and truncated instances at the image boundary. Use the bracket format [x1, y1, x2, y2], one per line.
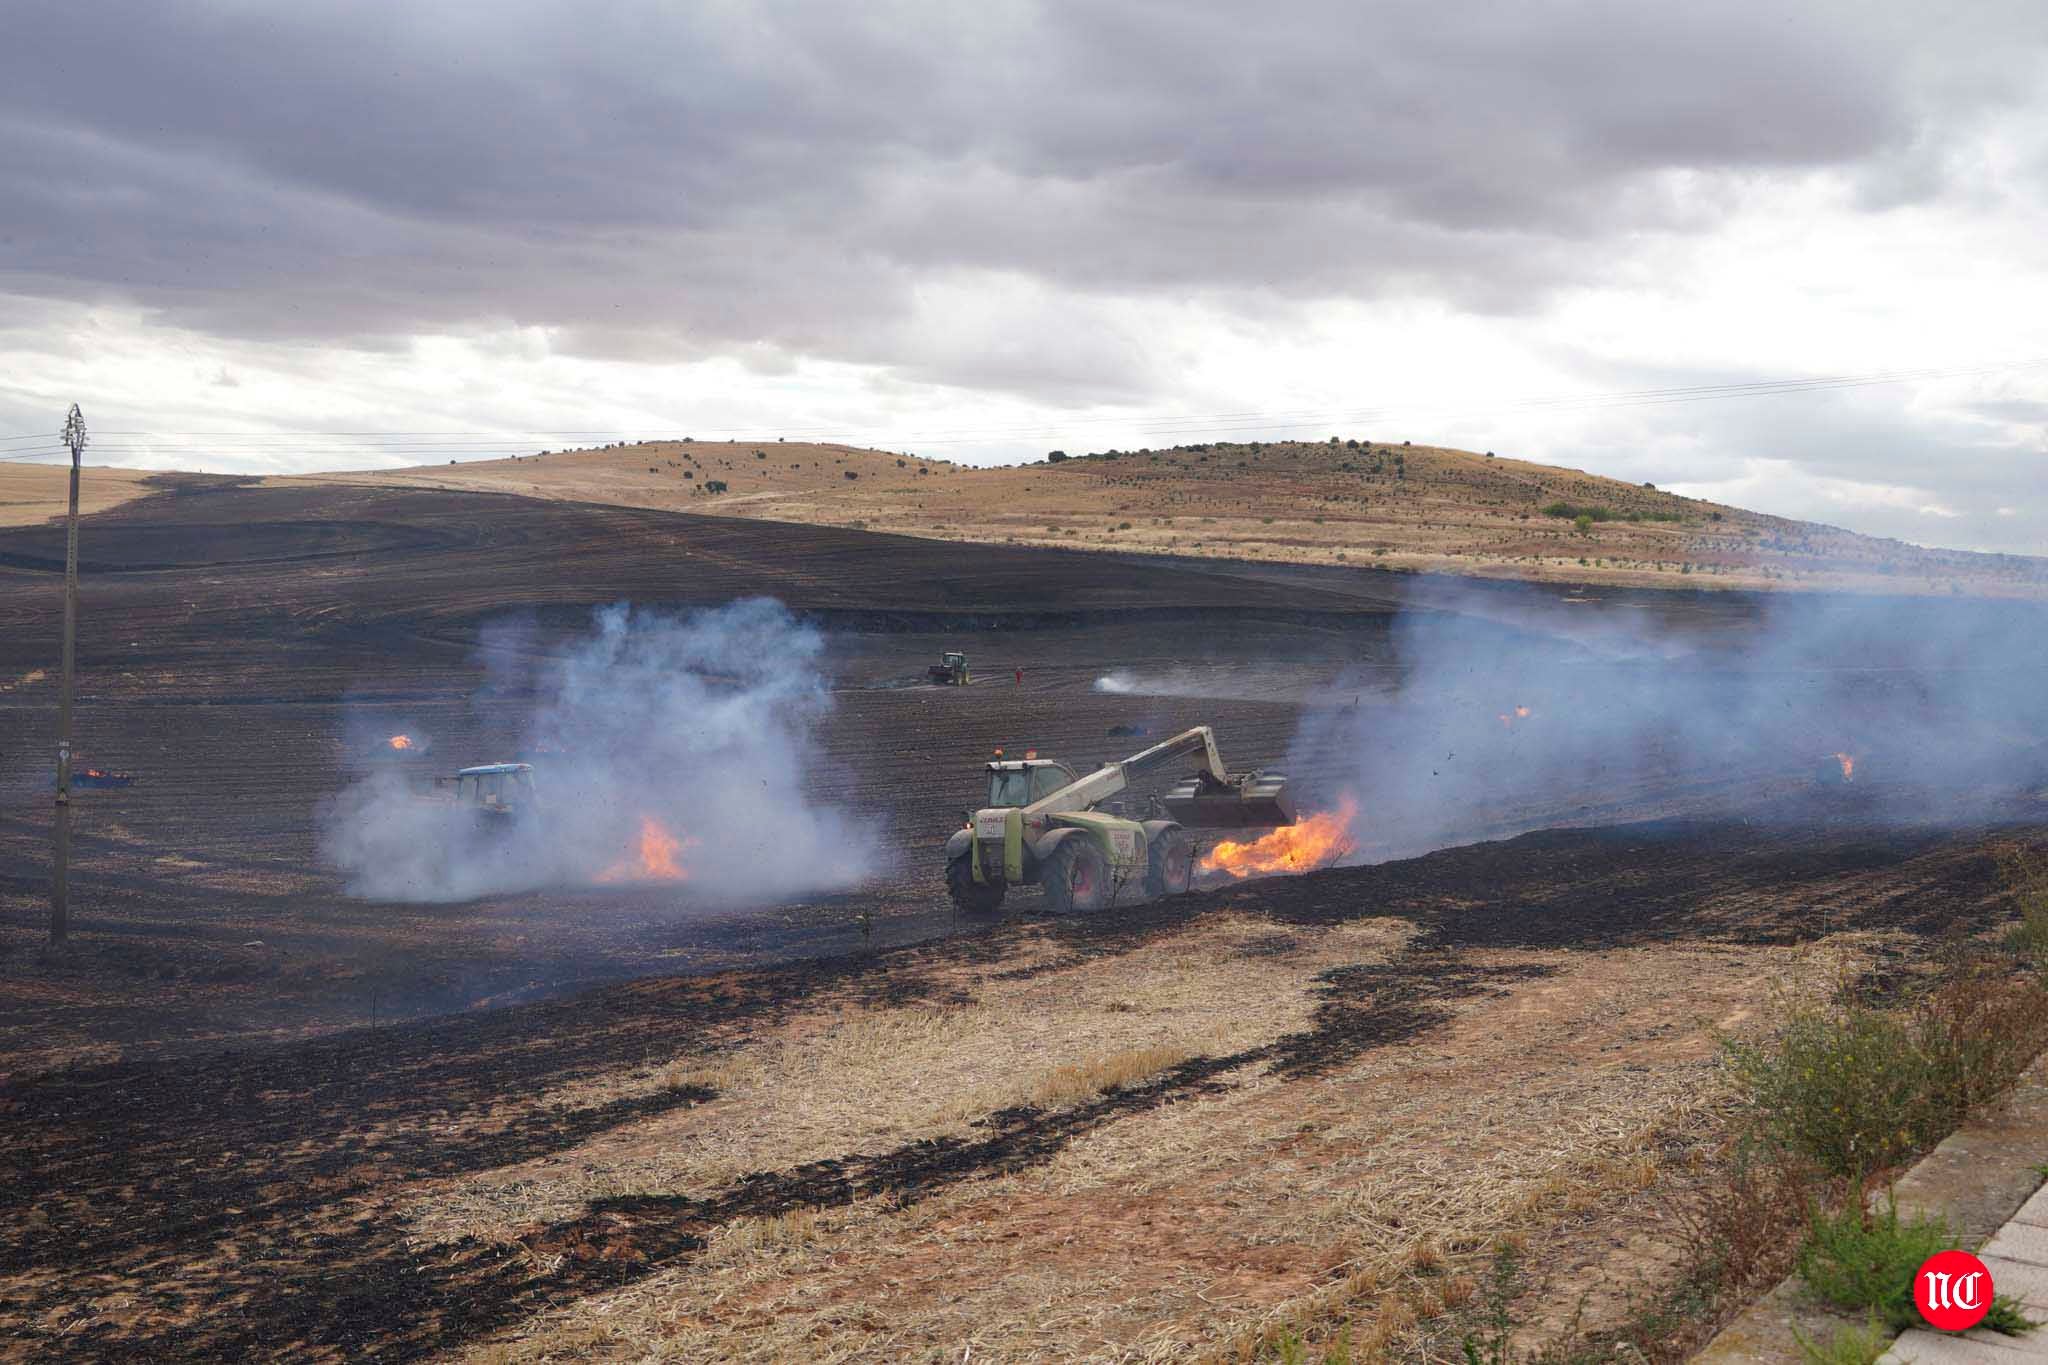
[1693, 1051, 2048, 1364]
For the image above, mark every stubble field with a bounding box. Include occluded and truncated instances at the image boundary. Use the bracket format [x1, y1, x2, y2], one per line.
[1, 477, 2043, 1360]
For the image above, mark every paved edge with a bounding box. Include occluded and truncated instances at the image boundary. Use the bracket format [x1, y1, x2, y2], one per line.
[1693, 1050, 2048, 1364]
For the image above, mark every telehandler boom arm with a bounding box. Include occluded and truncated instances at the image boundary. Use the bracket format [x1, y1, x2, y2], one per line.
[1020, 725, 1292, 829]
[1021, 725, 1224, 817]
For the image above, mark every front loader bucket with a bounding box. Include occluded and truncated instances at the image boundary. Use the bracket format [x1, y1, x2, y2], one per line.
[1161, 773, 1296, 830]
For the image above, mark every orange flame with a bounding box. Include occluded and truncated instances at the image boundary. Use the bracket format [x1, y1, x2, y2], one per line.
[1497, 705, 1533, 728]
[1200, 795, 1358, 879]
[596, 816, 692, 883]
[388, 734, 413, 750]
[1835, 752, 1855, 782]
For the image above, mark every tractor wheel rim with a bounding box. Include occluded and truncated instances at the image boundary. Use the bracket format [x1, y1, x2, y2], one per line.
[1072, 861, 1095, 897]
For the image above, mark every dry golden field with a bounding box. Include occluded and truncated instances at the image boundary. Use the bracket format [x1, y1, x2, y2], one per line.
[305, 436, 2045, 597]
[0, 463, 155, 527]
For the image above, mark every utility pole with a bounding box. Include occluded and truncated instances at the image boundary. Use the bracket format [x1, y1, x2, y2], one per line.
[51, 404, 85, 947]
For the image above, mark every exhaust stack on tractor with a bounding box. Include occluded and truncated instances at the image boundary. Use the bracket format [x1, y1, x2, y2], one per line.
[942, 725, 1294, 914]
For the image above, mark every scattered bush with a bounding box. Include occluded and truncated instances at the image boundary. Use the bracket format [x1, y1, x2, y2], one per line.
[1798, 1202, 2034, 1338]
[1047, 450, 1068, 463]
[844, 470, 858, 480]
[704, 480, 728, 494]
[1541, 501, 1611, 521]
[1799, 1201, 1950, 1330]
[1998, 844, 2048, 969]
[1725, 967, 2048, 1181]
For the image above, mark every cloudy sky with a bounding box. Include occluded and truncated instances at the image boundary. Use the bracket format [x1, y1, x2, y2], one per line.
[3, 1, 2045, 553]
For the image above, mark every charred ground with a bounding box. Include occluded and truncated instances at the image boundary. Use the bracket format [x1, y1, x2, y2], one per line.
[1, 477, 2044, 1360]
[0, 475, 1861, 1068]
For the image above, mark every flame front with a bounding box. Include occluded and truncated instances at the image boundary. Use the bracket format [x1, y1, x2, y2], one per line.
[1200, 795, 1358, 879]
[597, 816, 691, 883]
[1835, 752, 1855, 782]
[388, 734, 413, 750]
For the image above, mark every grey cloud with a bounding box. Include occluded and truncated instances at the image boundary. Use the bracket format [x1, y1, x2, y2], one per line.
[1970, 397, 2048, 427]
[4, 0, 2047, 400]
[1558, 380, 2048, 553]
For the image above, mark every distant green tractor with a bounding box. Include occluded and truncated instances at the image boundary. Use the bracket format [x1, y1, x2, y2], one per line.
[943, 726, 1294, 913]
[928, 651, 970, 685]
[438, 762, 539, 821]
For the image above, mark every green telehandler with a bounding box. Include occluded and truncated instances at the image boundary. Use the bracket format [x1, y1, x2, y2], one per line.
[943, 726, 1294, 913]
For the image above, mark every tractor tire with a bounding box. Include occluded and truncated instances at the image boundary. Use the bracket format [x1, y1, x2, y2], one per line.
[1143, 826, 1194, 900]
[946, 854, 1005, 914]
[1042, 838, 1111, 913]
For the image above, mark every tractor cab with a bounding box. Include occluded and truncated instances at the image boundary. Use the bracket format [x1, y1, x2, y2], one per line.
[455, 762, 537, 816]
[984, 758, 1078, 808]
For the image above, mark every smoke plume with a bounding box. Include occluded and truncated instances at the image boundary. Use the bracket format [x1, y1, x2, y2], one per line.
[1290, 588, 2048, 865]
[323, 598, 879, 902]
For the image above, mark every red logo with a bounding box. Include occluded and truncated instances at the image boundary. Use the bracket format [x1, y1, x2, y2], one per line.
[1916, 1250, 1993, 1331]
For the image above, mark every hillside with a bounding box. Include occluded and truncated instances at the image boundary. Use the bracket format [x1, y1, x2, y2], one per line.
[303, 437, 2047, 597]
[0, 464, 156, 528]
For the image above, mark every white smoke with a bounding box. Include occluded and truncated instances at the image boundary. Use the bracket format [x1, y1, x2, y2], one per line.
[322, 598, 880, 903]
[1291, 587, 2048, 863]
[1092, 664, 1354, 702]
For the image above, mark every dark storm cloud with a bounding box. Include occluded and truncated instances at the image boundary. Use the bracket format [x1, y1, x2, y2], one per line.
[3, 1, 2044, 397]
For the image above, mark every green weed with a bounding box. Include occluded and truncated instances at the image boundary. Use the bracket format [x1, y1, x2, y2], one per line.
[1791, 1314, 1887, 1365]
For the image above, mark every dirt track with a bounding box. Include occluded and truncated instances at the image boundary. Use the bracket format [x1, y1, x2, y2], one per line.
[1, 478, 2045, 1360]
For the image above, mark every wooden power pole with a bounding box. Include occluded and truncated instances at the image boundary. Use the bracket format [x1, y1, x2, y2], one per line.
[51, 404, 85, 946]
